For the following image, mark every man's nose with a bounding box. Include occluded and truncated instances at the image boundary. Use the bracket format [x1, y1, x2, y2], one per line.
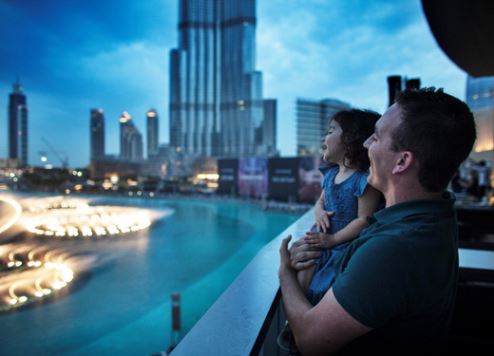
[363, 136, 371, 148]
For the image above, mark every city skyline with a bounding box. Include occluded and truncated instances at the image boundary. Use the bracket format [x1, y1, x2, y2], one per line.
[0, 0, 466, 167]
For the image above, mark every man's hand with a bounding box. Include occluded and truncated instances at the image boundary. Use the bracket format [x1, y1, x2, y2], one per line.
[289, 238, 322, 271]
[315, 205, 334, 233]
[279, 235, 294, 278]
[304, 232, 334, 249]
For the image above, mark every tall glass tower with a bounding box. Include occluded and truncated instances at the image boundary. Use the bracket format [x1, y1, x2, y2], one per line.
[169, 0, 263, 158]
[120, 112, 143, 161]
[8, 80, 28, 166]
[147, 109, 159, 158]
[90, 108, 105, 160]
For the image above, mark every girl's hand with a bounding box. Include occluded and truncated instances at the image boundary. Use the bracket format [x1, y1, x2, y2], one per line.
[304, 232, 334, 249]
[289, 237, 322, 270]
[315, 205, 334, 233]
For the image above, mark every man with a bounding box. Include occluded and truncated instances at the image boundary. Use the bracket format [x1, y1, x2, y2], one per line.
[279, 88, 476, 355]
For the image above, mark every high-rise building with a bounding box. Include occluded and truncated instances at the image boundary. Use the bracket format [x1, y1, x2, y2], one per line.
[261, 99, 277, 155]
[387, 75, 421, 107]
[120, 112, 143, 161]
[296, 98, 351, 156]
[90, 109, 105, 160]
[466, 76, 494, 111]
[169, 0, 263, 158]
[8, 80, 28, 166]
[387, 75, 402, 107]
[147, 109, 159, 158]
[465, 76, 494, 156]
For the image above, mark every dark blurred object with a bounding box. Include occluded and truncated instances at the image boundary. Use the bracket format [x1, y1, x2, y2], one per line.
[387, 75, 402, 107]
[405, 78, 421, 90]
[456, 206, 494, 250]
[422, 0, 494, 76]
[447, 268, 494, 354]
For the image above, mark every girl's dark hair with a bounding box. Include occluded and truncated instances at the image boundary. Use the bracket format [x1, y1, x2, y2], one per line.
[331, 109, 380, 171]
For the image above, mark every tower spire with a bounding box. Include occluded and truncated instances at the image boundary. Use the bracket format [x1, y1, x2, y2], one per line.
[13, 75, 22, 93]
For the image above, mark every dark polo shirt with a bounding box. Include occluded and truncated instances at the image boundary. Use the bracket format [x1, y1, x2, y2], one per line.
[332, 193, 458, 355]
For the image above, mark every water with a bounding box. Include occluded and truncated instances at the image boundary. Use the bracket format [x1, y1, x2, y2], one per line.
[0, 196, 301, 355]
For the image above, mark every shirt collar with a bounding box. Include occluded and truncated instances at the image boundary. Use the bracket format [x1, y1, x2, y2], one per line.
[319, 163, 336, 175]
[372, 191, 456, 225]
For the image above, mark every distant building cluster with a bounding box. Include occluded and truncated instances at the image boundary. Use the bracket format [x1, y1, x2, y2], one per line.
[89, 108, 166, 179]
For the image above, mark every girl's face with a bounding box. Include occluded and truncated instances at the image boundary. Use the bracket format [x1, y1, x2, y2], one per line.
[321, 120, 344, 164]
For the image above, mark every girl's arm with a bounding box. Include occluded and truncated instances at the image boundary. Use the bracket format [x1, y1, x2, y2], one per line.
[314, 190, 334, 233]
[306, 185, 381, 249]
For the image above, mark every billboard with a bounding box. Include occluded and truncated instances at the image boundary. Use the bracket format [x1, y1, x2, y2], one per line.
[238, 157, 268, 198]
[298, 156, 323, 203]
[268, 158, 299, 202]
[217, 159, 238, 195]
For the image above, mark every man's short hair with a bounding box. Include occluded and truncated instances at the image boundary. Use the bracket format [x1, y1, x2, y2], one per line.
[393, 88, 476, 192]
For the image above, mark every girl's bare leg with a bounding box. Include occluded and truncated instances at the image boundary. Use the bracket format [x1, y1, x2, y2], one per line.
[297, 265, 316, 291]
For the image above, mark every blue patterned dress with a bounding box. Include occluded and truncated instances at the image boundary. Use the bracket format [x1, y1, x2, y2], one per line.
[306, 165, 369, 304]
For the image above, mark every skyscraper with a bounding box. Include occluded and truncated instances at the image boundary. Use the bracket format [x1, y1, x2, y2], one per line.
[8, 80, 28, 166]
[169, 0, 263, 158]
[387, 75, 402, 107]
[147, 109, 159, 158]
[120, 112, 143, 161]
[465, 76, 494, 155]
[296, 98, 350, 156]
[466, 76, 494, 111]
[90, 109, 105, 160]
[261, 99, 277, 155]
[387, 75, 421, 107]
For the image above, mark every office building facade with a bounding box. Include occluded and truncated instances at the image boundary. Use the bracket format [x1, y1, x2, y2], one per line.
[296, 98, 350, 156]
[90, 109, 105, 160]
[169, 0, 264, 157]
[466, 76, 494, 156]
[147, 109, 159, 158]
[261, 99, 277, 156]
[8, 81, 28, 166]
[120, 112, 143, 161]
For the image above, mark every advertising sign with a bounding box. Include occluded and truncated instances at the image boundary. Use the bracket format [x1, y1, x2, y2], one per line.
[217, 159, 238, 195]
[298, 156, 323, 203]
[238, 157, 268, 198]
[268, 158, 299, 202]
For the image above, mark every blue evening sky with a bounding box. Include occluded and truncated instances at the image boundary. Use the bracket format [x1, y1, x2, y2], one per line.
[0, 0, 466, 168]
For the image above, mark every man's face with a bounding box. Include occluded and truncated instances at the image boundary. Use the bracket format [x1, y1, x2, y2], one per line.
[363, 104, 403, 193]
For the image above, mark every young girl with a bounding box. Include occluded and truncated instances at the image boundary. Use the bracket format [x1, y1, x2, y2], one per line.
[298, 109, 382, 304]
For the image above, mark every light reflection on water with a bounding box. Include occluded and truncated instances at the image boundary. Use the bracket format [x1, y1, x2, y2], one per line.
[0, 196, 301, 355]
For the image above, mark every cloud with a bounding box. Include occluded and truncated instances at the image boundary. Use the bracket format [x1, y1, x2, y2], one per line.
[257, 0, 466, 156]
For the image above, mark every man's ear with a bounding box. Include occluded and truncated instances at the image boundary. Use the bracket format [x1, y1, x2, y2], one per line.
[392, 151, 414, 174]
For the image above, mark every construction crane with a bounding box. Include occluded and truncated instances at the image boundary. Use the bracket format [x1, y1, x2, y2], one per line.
[41, 137, 69, 168]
